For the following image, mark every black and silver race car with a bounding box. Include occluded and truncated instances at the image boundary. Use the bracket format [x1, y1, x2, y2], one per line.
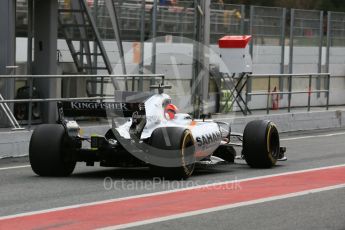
[29, 85, 286, 179]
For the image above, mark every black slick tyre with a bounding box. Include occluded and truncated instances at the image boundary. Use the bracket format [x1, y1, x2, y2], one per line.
[29, 124, 76, 176]
[149, 127, 195, 179]
[242, 120, 280, 168]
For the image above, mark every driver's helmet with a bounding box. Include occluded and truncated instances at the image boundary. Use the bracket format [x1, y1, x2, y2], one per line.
[164, 103, 178, 120]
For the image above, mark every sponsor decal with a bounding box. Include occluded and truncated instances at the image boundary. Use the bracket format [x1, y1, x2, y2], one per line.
[61, 101, 145, 118]
[196, 131, 222, 147]
[70, 102, 129, 111]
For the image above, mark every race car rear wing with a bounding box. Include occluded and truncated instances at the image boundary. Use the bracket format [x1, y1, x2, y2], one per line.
[57, 101, 145, 121]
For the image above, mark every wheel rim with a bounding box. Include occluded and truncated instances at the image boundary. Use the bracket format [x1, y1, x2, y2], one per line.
[181, 131, 195, 176]
[267, 124, 280, 162]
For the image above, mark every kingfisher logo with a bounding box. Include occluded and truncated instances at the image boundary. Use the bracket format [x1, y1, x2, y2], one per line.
[196, 131, 222, 147]
[70, 102, 129, 111]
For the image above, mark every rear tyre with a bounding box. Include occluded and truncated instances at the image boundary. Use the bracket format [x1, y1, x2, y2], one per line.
[29, 124, 76, 176]
[149, 127, 195, 179]
[242, 120, 280, 168]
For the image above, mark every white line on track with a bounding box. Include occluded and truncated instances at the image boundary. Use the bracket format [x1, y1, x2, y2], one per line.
[1, 163, 345, 221]
[281, 131, 345, 141]
[0, 165, 30, 171]
[98, 184, 345, 230]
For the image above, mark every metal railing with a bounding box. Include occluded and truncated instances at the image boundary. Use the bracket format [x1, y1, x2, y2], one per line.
[245, 73, 331, 115]
[327, 11, 345, 47]
[326, 11, 345, 74]
[210, 4, 245, 43]
[0, 94, 24, 130]
[0, 74, 164, 130]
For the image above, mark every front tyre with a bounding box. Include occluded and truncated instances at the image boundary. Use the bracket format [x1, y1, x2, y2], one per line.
[242, 120, 280, 168]
[29, 124, 76, 176]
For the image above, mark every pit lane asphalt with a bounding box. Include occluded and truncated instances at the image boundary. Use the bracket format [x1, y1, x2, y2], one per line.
[1, 129, 345, 229]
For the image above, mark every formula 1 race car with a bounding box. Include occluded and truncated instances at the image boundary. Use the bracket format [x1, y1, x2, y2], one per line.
[29, 84, 286, 179]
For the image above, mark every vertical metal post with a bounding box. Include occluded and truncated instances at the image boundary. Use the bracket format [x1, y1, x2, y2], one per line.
[317, 11, 323, 98]
[266, 76, 271, 114]
[307, 74, 312, 111]
[289, 9, 294, 74]
[80, 42, 84, 71]
[280, 8, 286, 74]
[325, 12, 331, 73]
[33, 0, 59, 123]
[92, 0, 101, 96]
[325, 11, 331, 98]
[139, 0, 146, 91]
[288, 9, 295, 112]
[132, 76, 135, 91]
[201, 0, 211, 115]
[279, 8, 286, 98]
[151, 0, 158, 75]
[0, 0, 16, 126]
[288, 75, 292, 112]
[192, 0, 200, 117]
[28, 77, 33, 128]
[93, 0, 99, 75]
[247, 7, 254, 102]
[27, 0, 34, 128]
[325, 11, 331, 74]
[245, 75, 250, 115]
[318, 11, 324, 73]
[100, 75, 104, 97]
[326, 74, 330, 110]
[249, 6, 254, 57]
[240, 5, 245, 35]
[27, 0, 34, 75]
